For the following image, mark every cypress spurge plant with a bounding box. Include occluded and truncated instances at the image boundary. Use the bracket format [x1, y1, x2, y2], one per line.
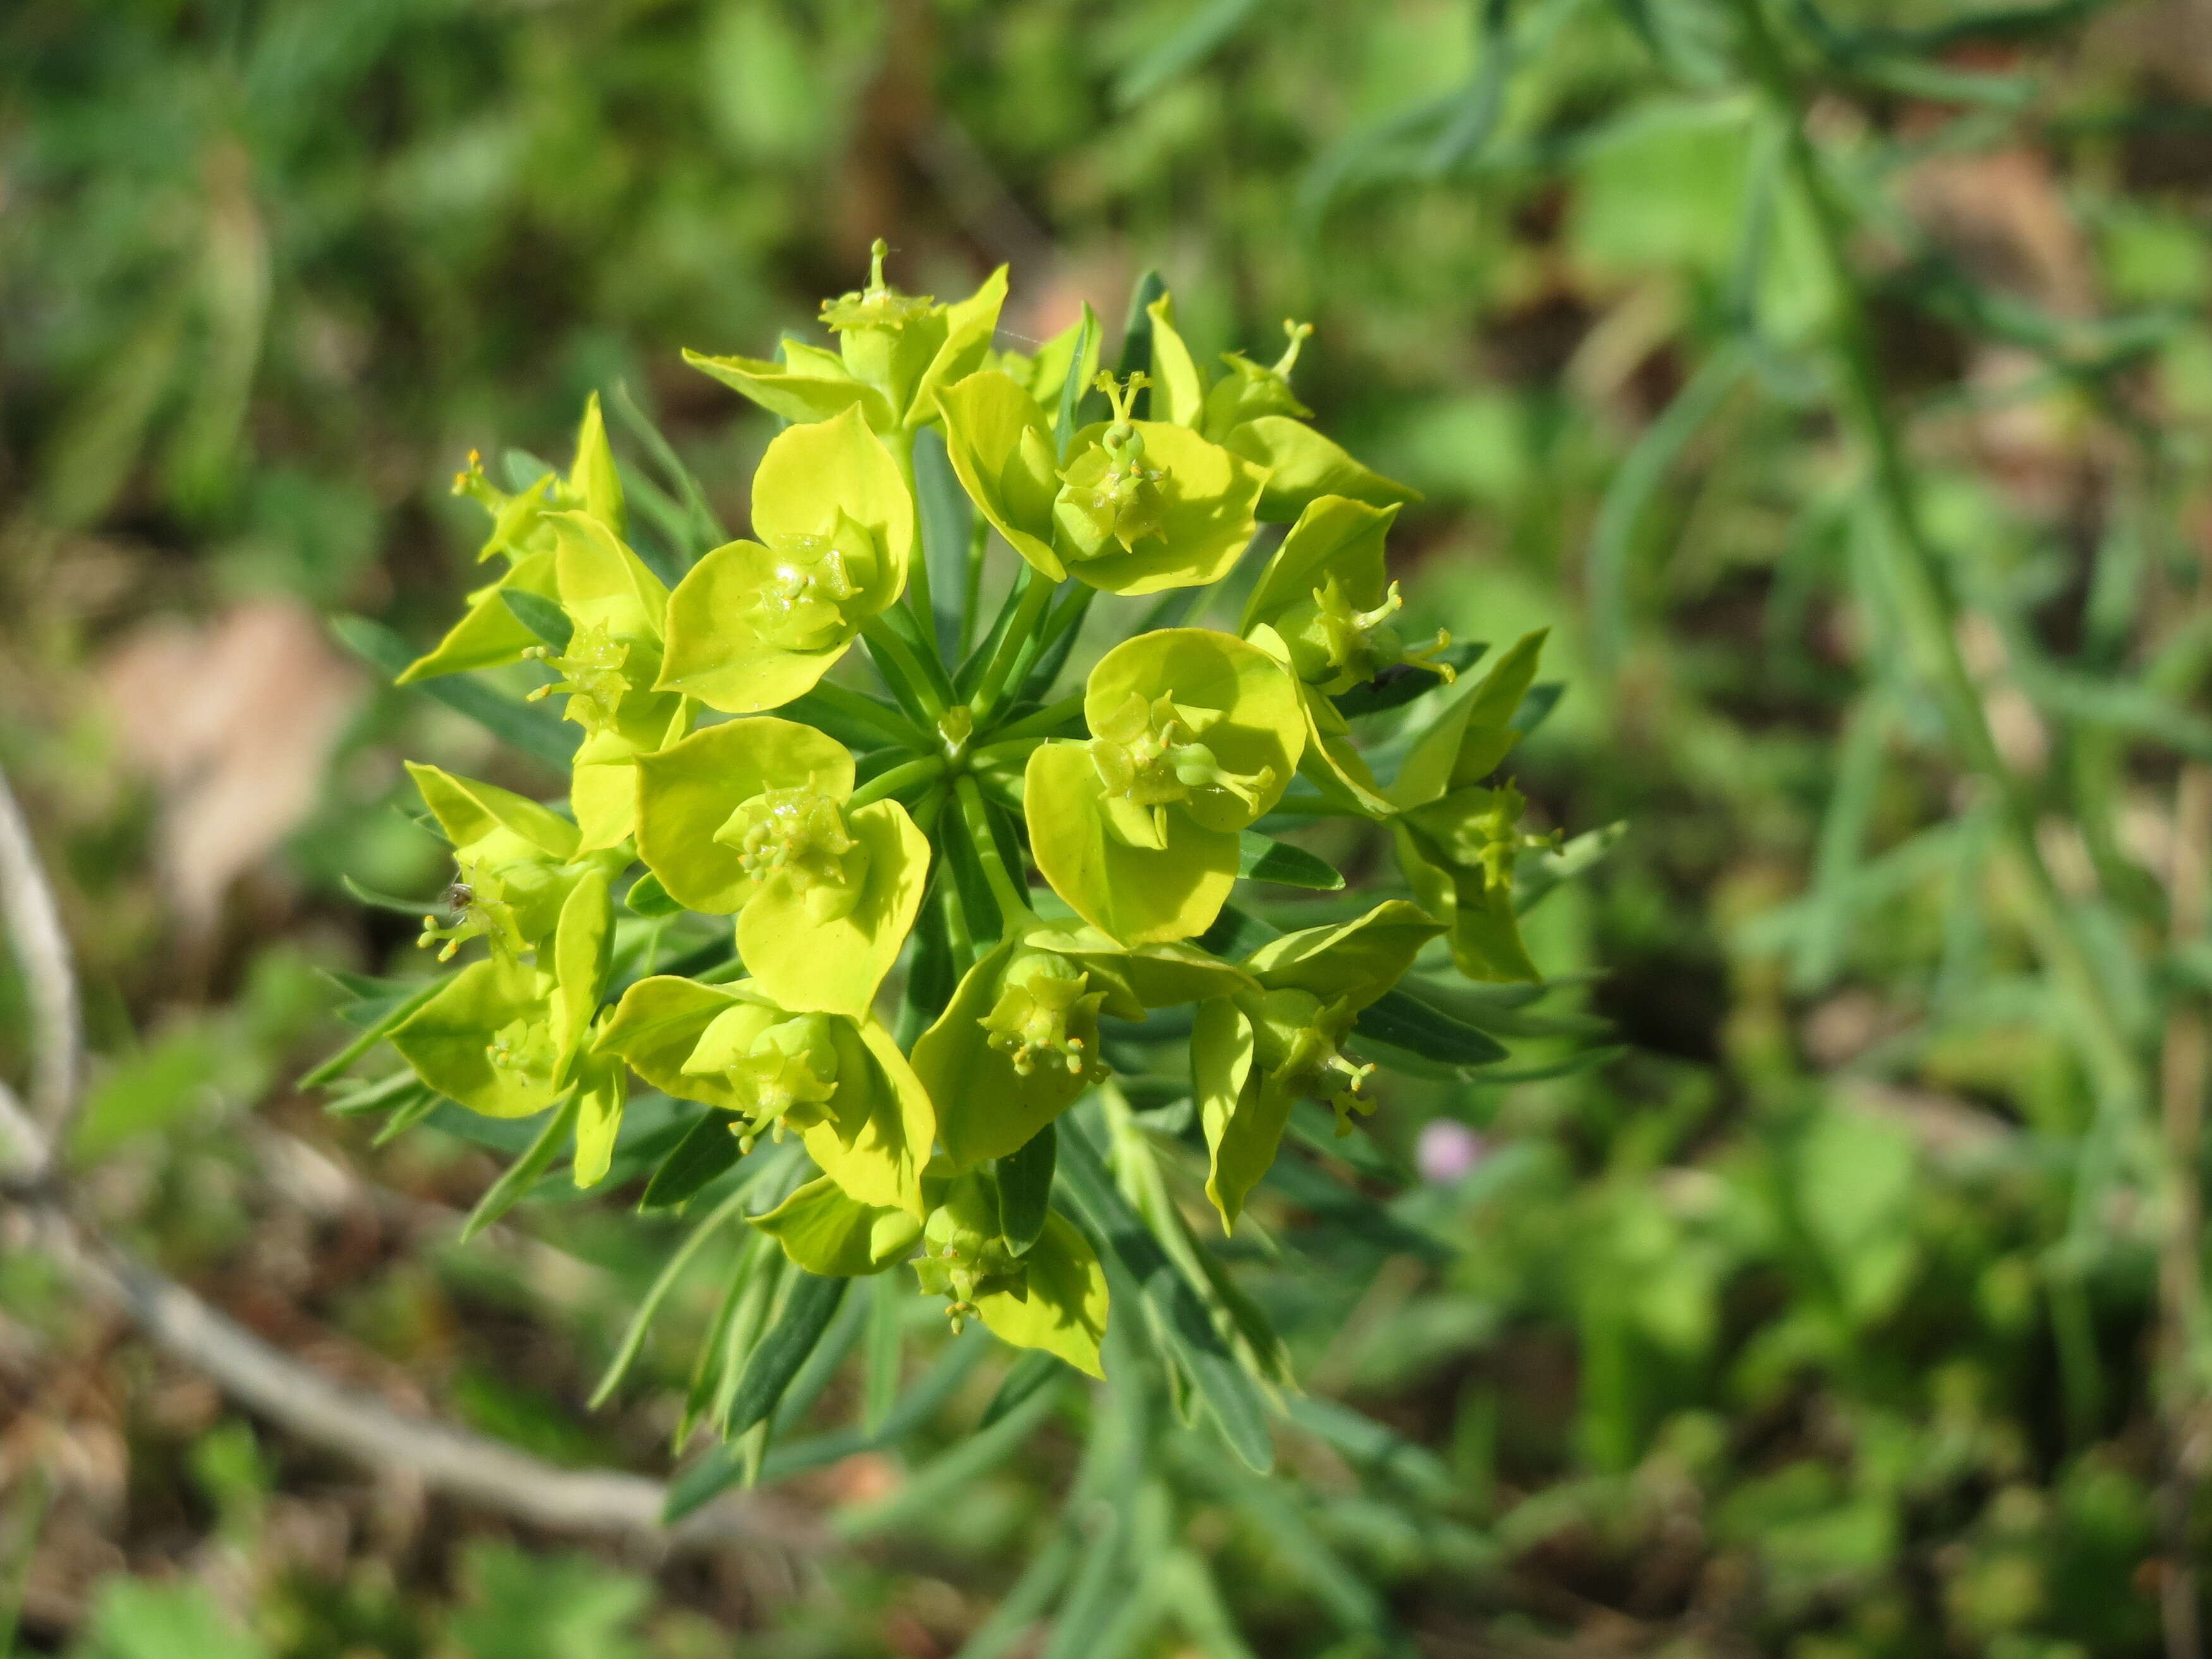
[319, 245, 1577, 1483]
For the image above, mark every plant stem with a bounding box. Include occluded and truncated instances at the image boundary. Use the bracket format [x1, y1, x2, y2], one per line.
[790, 681, 933, 752]
[985, 693, 1085, 746]
[968, 736, 1048, 774]
[848, 755, 947, 810]
[1728, 0, 2143, 1114]
[860, 616, 949, 722]
[956, 774, 1030, 928]
[960, 517, 988, 660]
[890, 428, 935, 641]
[972, 571, 1059, 722]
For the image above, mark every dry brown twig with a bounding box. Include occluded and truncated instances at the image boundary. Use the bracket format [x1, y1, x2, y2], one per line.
[0, 762, 809, 1557]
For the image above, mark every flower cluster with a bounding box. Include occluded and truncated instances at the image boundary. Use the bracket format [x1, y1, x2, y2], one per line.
[356, 245, 1559, 1381]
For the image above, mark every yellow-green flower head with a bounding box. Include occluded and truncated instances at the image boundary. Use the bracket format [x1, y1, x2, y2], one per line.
[915, 918, 1250, 1170]
[1243, 495, 1453, 696]
[391, 870, 616, 1128]
[1143, 293, 1421, 523]
[1053, 373, 1170, 562]
[1193, 901, 1443, 1229]
[935, 368, 1267, 595]
[718, 785, 869, 923]
[399, 394, 629, 686]
[403, 763, 595, 959]
[1235, 985, 1373, 1118]
[1087, 689, 1277, 850]
[913, 1170, 1023, 1328]
[1025, 629, 1304, 945]
[821, 237, 941, 332]
[980, 950, 1109, 1083]
[1380, 628, 1554, 982]
[1395, 780, 1555, 984]
[686, 240, 1008, 434]
[683, 1002, 851, 1152]
[658, 407, 915, 714]
[525, 618, 633, 732]
[635, 717, 929, 1017]
[742, 515, 878, 653]
[915, 936, 1109, 1169]
[597, 976, 935, 1216]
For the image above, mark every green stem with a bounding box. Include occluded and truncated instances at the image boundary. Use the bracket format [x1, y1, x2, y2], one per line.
[973, 573, 1059, 722]
[940, 851, 977, 969]
[956, 774, 1031, 927]
[968, 735, 1049, 772]
[794, 681, 933, 751]
[860, 616, 949, 722]
[890, 428, 935, 640]
[875, 592, 960, 705]
[986, 693, 1085, 746]
[848, 755, 947, 809]
[959, 516, 988, 660]
[1729, 0, 2144, 1113]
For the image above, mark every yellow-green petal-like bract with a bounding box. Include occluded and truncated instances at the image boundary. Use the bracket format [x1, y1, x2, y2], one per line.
[657, 406, 913, 713]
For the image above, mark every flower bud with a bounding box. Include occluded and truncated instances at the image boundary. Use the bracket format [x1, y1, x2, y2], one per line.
[684, 1004, 846, 1151]
[1054, 373, 1169, 563]
[714, 786, 871, 923]
[980, 951, 1108, 1083]
[743, 514, 881, 652]
[524, 620, 635, 732]
[1088, 689, 1275, 849]
[1235, 985, 1376, 1130]
[915, 1172, 1021, 1328]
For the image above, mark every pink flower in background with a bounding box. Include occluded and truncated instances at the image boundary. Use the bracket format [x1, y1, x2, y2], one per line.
[1416, 1120, 1486, 1185]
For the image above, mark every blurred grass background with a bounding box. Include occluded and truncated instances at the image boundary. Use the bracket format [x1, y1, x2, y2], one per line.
[5, 0, 2212, 1653]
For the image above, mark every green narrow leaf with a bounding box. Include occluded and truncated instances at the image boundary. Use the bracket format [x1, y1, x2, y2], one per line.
[369, 1085, 444, 1148]
[1116, 270, 1169, 406]
[1791, 690, 1891, 994]
[1423, 0, 1514, 176]
[1468, 1043, 1629, 1084]
[1235, 832, 1346, 890]
[639, 1111, 743, 1211]
[332, 616, 578, 771]
[1514, 820, 1627, 914]
[956, 569, 1038, 698]
[499, 586, 574, 653]
[502, 448, 556, 491]
[608, 380, 727, 558]
[980, 1349, 1067, 1428]
[1352, 988, 1510, 1066]
[1510, 680, 1566, 736]
[697, 1236, 783, 1444]
[726, 1272, 849, 1438]
[913, 425, 972, 658]
[459, 1091, 581, 1241]
[836, 1385, 1062, 1541]
[864, 1270, 905, 1435]
[323, 1068, 427, 1118]
[1018, 585, 1097, 702]
[670, 1326, 991, 1516]
[300, 975, 447, 1088]
[1055, 1119, 1275, 1473]
[339, 873, 439, 917]
[996, 1122, 1057, 1256]
[1330, 640, 1486, 718]
[1055, 307, 1100, 462]
[624, 872, 683, 918]
[784, 683, 929, 752]
[590, 1183, 753, 1407]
